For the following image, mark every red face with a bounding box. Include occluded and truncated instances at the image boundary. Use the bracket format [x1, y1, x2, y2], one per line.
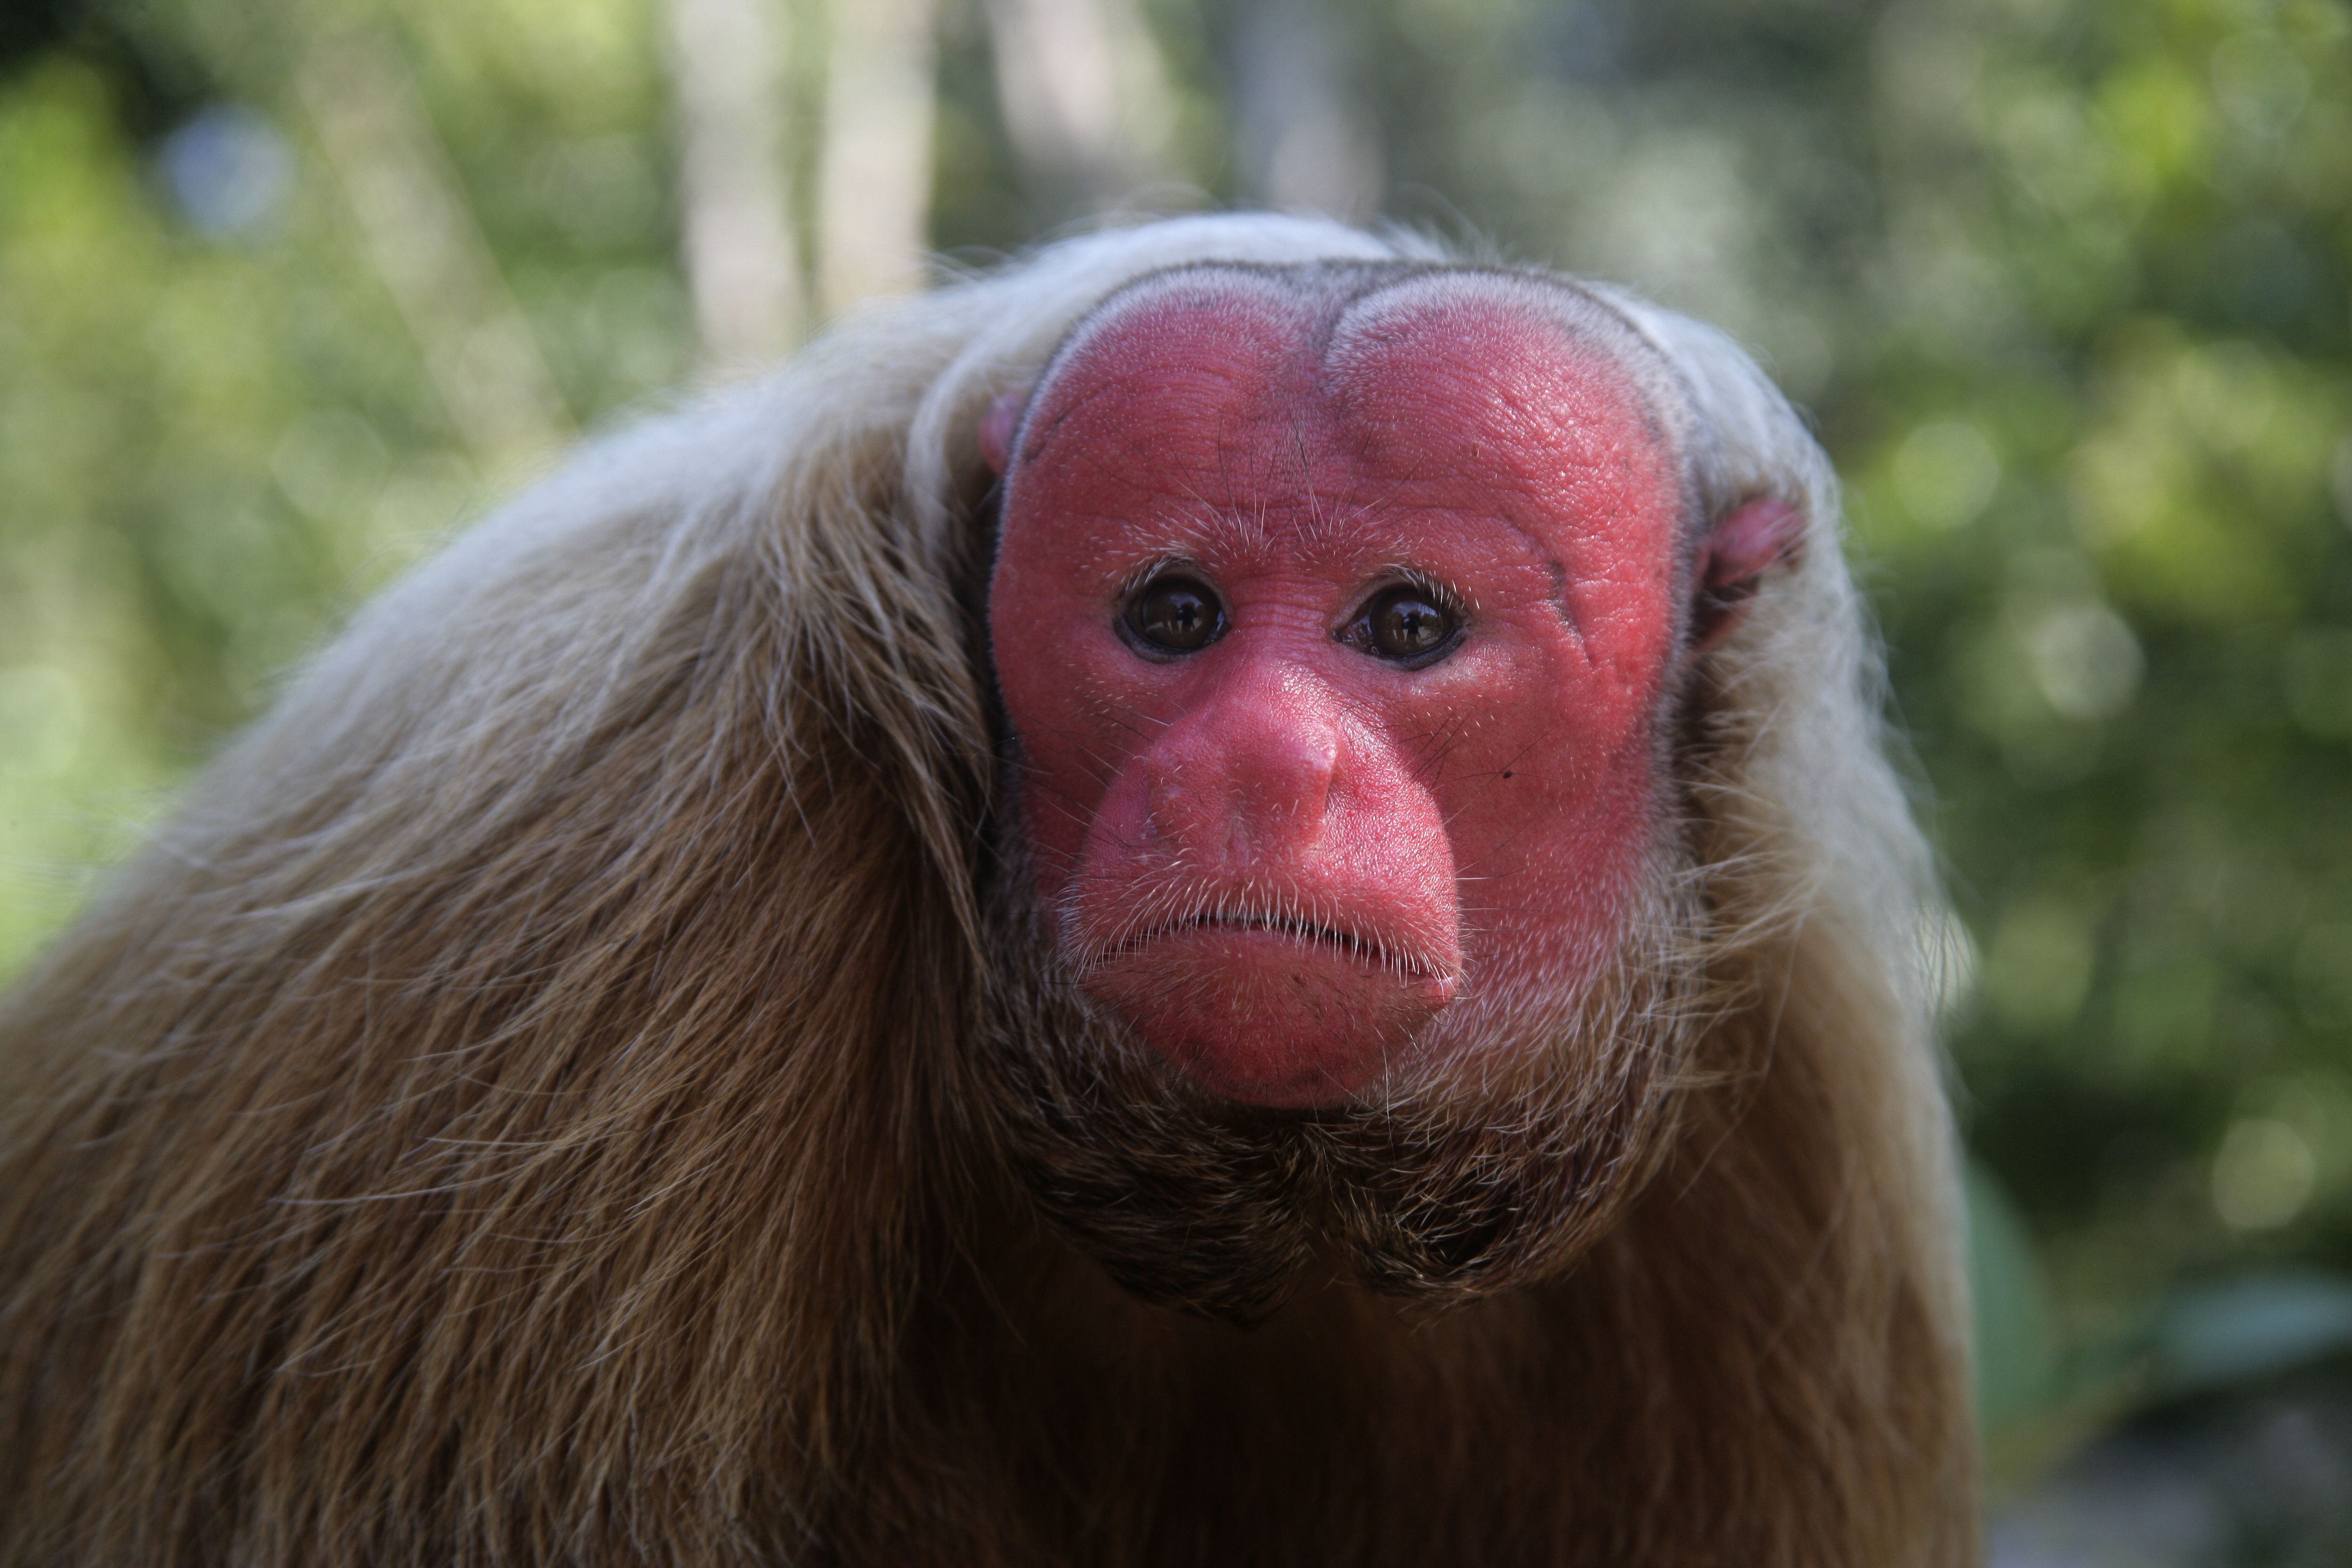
[988, 268, 1690, 1108]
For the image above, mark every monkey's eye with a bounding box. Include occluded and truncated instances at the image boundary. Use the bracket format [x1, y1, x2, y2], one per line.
[1351, 586, 1460, 664]
[1124, 575, 1226, 654]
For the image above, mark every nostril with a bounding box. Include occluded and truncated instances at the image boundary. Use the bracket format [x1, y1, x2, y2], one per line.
[1247, 731, 1336, 821]
[1145, 720, 1339, 861]
[1142, 750, 1192, 841]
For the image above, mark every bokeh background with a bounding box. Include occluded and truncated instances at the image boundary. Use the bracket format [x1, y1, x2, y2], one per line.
[1, 0, 2348, 1558]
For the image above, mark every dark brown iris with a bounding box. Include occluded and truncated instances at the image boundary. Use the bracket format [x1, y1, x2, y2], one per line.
[1356, 587, 1458, 663]
[1127, 575, 1225, 653]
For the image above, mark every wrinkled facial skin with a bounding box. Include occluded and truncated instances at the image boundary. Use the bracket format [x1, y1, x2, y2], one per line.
[988, 268, 1688, 1109]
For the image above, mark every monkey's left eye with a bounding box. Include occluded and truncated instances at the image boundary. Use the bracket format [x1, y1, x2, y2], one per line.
[1349, 586, 1460, 665]
[1124, 575, 1227, 654]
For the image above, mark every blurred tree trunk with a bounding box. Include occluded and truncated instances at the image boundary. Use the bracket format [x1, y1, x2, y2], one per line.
[662, 0, 805, 368]
[981, 0, 1178, 222]
[817, 0, 938, 315]
[1225, 0, 1380, 220]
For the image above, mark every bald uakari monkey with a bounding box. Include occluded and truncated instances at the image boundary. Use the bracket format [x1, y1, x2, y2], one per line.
[0, 215, 1976, 1567]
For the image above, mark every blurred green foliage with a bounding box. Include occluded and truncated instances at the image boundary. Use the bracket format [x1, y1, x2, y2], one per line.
[0, 0, 691, 961]
[2, 0, 2350, 1468]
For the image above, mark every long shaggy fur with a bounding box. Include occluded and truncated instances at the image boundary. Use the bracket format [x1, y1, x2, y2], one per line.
[0, 215, 1975, 1565]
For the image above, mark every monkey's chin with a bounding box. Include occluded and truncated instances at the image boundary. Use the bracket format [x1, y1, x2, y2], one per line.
[1081, 925, 1459, 1108]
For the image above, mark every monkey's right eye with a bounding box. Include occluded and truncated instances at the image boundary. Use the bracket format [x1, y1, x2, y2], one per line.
[1124, 576, 1226, 654]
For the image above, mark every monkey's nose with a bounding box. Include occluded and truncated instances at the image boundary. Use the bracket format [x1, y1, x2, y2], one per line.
[1145, 700, 1339, 863]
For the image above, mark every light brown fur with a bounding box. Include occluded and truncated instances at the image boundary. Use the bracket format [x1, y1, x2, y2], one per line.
[0, 216, 1975, 1565]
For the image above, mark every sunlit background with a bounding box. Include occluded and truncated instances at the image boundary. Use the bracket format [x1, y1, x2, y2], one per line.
[2, 0, 2349, 1558]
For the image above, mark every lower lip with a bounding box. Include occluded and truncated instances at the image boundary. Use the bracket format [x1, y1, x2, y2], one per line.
[1081, 922, 1459, 1107]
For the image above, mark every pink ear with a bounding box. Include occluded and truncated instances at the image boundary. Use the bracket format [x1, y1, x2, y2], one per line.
[1691, 496, 1804, 652]
[979, 388, 1029, 475]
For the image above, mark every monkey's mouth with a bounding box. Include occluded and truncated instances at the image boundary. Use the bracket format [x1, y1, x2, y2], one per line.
[1066, 900, 1463, 1107]
[1079, 905, 1454, 985]
[1154, 913, 1432, 978]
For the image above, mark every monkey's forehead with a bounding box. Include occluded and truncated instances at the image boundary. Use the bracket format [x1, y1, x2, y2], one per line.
[1008, 264, 1688, 557]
